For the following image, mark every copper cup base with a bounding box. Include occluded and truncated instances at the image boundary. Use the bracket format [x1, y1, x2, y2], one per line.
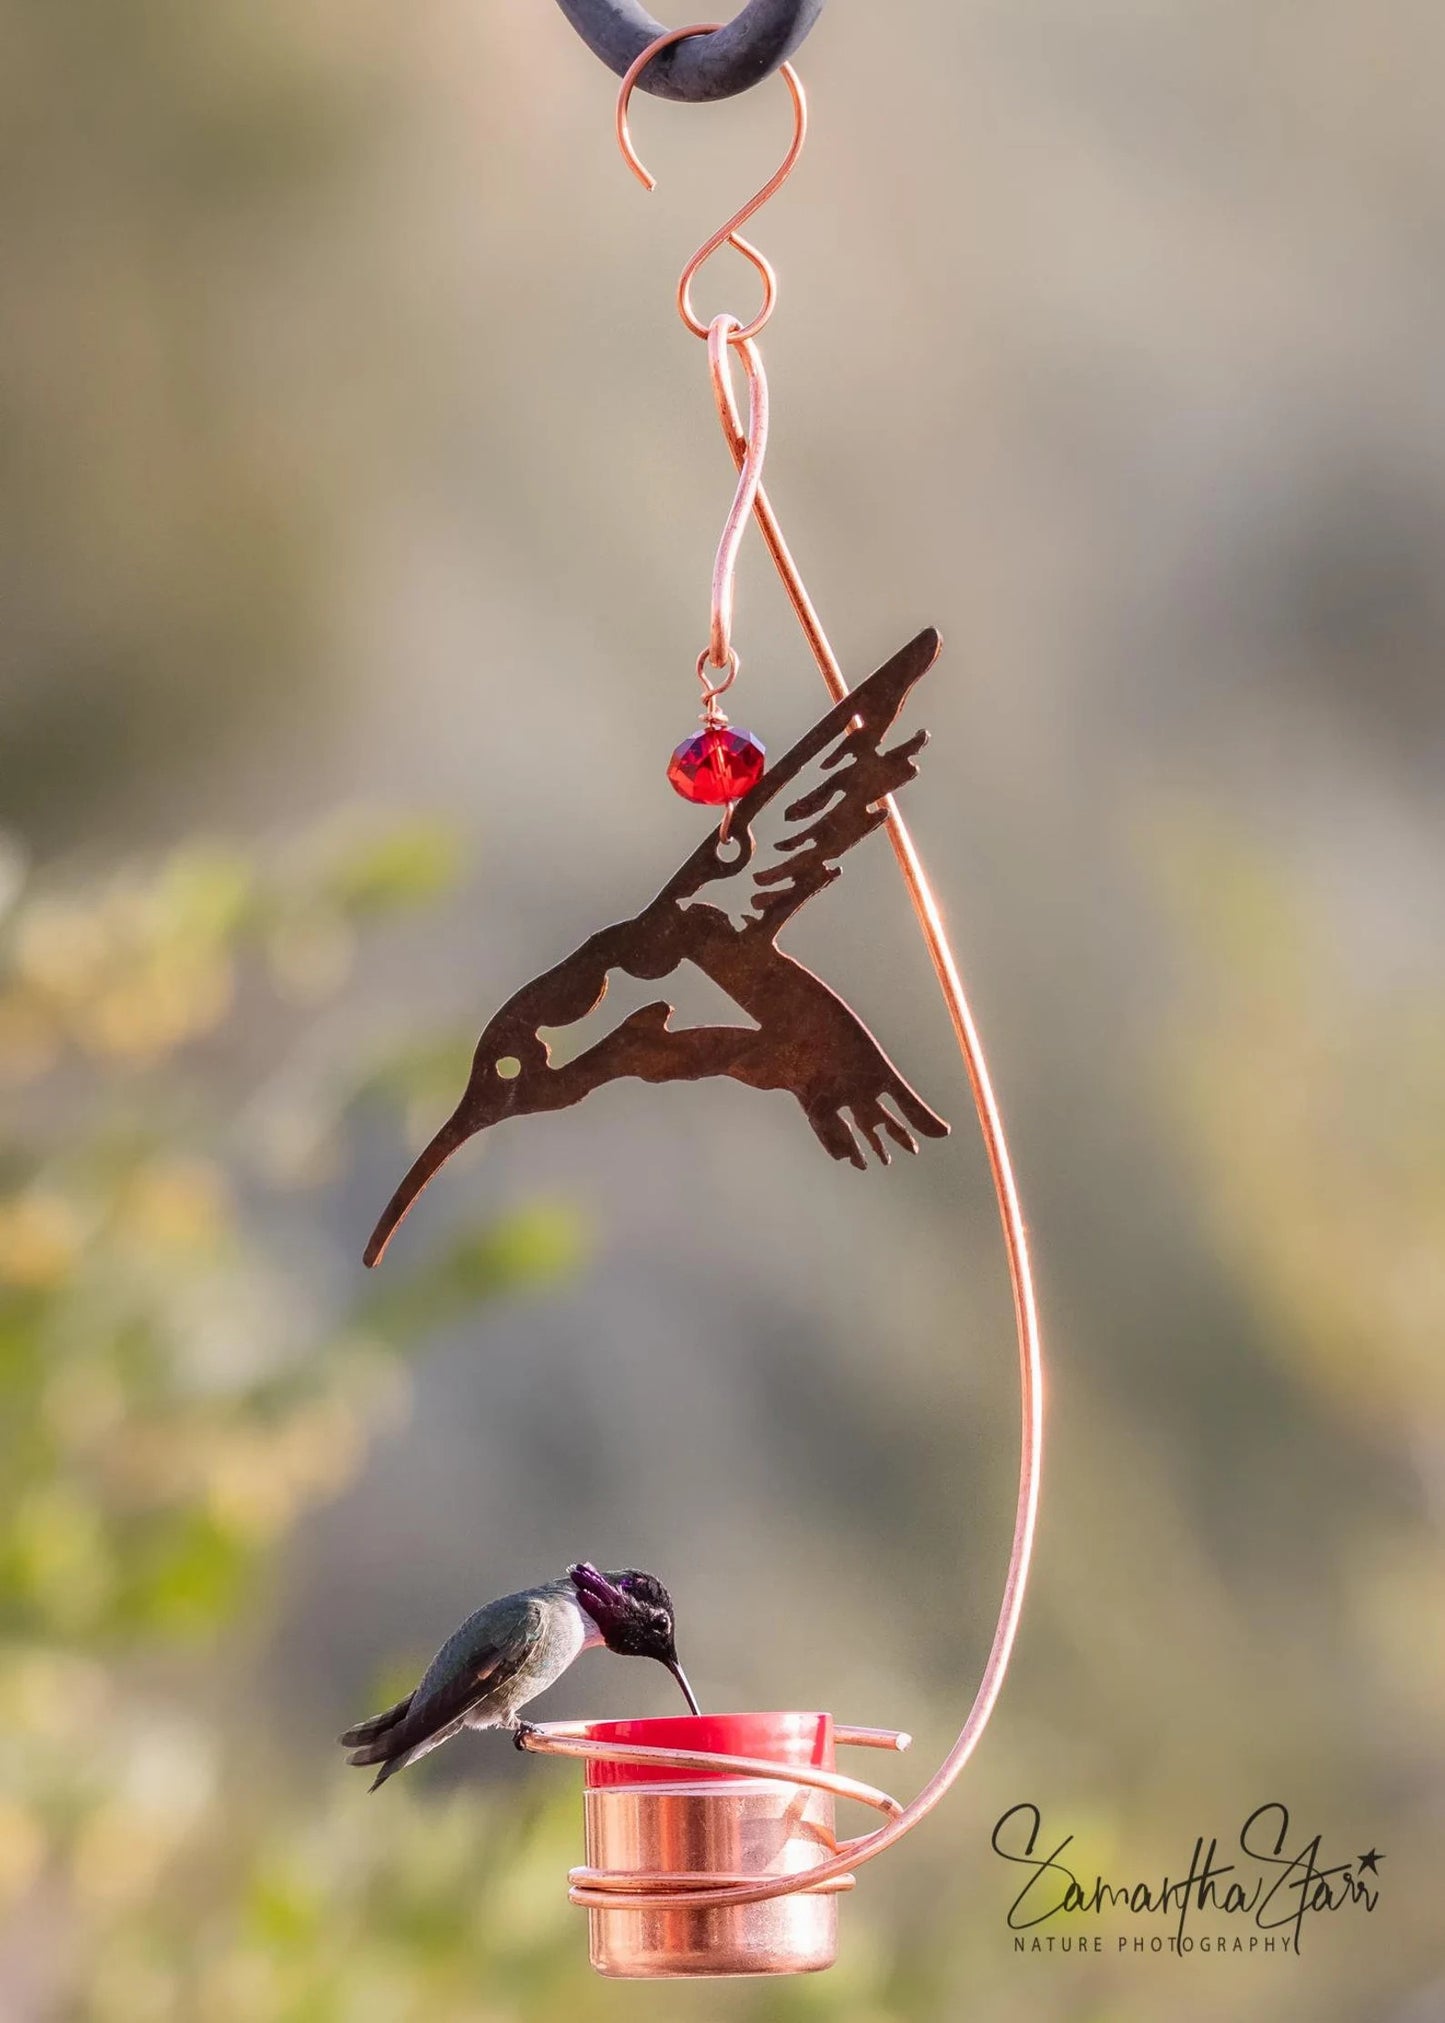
[583, 1781, 843, 1978]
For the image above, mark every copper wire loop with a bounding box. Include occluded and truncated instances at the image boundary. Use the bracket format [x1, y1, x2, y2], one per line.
[696, 645, 739, 719]
[567, 47, 1046, 1918]
[567, 1873, 856, 1910]
[521, 1729, 908, 1818]
[616, 27, 807, 344]
[521, 1725, 906, 1912]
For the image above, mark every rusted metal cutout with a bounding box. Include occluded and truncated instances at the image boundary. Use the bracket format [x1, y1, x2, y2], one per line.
[364, 627, 948, 1267]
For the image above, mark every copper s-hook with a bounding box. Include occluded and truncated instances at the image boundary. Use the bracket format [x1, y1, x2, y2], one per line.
[617, 27, 803, 831]
[617, 30, 796, 692]
[616, 24, 808, 344]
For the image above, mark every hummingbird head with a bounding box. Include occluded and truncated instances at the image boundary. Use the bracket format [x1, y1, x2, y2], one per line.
[460, 1015, 548, 1129]
[568, 1562, 700, 1714]
[460, 953, 616, 1133]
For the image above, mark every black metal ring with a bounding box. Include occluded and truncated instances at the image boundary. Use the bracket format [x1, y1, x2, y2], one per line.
[553, 1, 825, 103]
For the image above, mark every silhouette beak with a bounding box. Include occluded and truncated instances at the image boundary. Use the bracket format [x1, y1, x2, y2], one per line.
[665, 1655, 701, 1716]
[363, 1058, 524, 1268]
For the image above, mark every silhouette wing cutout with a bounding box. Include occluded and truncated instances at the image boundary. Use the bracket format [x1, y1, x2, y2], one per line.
[658, 626, 940, 932]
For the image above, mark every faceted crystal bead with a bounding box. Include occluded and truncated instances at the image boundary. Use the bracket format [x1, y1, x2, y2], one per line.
[667, 725, 767, 805]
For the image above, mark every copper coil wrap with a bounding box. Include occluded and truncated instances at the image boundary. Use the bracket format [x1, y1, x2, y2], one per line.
[535, 32, 1047, 1928]
[523, 1725, 910, 1909]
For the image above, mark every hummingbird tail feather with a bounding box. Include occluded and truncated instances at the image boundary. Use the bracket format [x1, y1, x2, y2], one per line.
[350, 1732, 423, 1786]
[337, 1692, 415, 1749]
[346, 1693, 482, 1786]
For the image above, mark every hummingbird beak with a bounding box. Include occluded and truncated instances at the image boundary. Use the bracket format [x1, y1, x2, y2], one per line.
[665, 1655, 701, 1716]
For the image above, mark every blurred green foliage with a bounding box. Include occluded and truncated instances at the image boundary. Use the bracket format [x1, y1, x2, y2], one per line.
[0, 817, 613, 2020]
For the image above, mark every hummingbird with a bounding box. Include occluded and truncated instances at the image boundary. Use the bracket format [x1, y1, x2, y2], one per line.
[339, 1562, 699, 1790]
[364, 627, 949, 1266]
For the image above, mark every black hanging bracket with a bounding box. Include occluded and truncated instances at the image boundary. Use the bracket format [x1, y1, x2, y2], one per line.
[553, 1, 826, 103]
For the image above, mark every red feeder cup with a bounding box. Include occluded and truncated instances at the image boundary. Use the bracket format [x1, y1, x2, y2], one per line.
[544, 1710, 908, 1979]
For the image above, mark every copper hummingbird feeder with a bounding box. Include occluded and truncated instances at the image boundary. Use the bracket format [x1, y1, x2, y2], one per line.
[524, 1713, 911, 1977]
[518, 25, 1042, 1979]
[363, 6, 1046, 1980]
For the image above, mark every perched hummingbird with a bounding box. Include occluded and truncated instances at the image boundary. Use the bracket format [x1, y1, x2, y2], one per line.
[339, 1562, 699, 1790]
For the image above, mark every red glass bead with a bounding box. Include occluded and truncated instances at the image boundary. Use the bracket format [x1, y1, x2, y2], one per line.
[667, 725, 767, 805]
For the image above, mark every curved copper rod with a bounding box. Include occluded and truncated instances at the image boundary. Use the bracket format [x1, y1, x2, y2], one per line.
[617, 29, 807, 343]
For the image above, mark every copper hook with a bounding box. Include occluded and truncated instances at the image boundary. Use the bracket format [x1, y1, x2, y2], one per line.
[616, 24, 807, 344]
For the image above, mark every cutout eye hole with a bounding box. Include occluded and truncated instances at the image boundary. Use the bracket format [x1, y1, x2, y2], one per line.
[495, 1056, 521, 1080]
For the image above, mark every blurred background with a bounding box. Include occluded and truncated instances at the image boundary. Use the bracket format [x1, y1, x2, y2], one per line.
[1, 1, 1442, 2017]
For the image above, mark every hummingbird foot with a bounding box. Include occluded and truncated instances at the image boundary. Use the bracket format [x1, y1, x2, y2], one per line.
[512, 1720, 540, 1753]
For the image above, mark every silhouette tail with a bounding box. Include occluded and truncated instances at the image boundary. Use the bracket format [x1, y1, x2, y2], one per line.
[891, 1082, 949, 1146]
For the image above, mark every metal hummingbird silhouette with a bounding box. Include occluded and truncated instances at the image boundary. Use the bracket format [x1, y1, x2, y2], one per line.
[364, 627, 950, 1266]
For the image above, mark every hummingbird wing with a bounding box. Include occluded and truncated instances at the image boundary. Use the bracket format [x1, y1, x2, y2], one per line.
[345, 1597, 549, 1790]
[658, 626, 941, 936]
